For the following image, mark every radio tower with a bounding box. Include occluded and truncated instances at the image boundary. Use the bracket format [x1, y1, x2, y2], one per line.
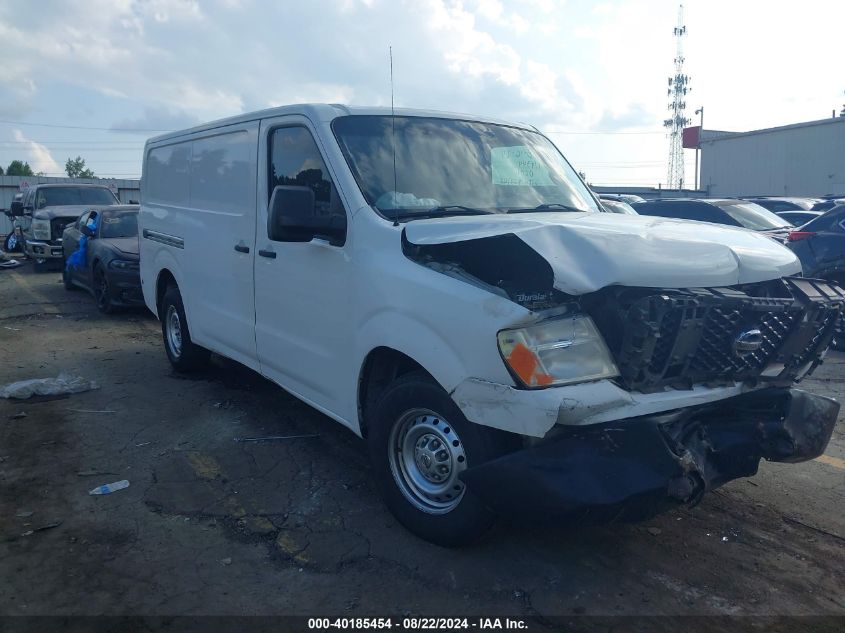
[664, 4, 691, 189]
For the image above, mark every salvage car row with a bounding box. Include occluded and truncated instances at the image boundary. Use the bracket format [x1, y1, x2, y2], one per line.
[2, 104, 844, 547]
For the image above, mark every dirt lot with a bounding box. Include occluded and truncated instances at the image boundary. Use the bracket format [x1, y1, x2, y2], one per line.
[1, 262, 844, 627]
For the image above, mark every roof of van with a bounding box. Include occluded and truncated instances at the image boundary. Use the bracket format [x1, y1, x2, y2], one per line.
[145, 104, 539, 145]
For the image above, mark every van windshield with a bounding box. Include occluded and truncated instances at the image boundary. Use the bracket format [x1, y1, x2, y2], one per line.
[332, 115, 599, 219]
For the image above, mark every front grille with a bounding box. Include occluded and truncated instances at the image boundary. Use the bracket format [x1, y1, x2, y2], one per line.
[587, 278, 845, 393]
[50, 217, 77, 241]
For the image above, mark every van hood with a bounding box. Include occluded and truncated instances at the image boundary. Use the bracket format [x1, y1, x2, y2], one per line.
[403, 212, 801, 295]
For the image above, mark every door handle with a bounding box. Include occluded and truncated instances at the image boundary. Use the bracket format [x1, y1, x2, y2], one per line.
[234, 244, 250, 253]
[258, 249, 276, 259]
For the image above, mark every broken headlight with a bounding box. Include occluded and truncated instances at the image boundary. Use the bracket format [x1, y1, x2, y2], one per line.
[497, 314, 619, 388]
[31, 219, 50, 240]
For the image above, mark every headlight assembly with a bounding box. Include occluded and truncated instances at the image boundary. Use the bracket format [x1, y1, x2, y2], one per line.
[109, 259, 139, 270]
[497, 314, 619, 388]
[31, 219, 50, 241]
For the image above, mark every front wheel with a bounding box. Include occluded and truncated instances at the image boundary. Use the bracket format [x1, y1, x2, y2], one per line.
[368, 372, 513, 547]
[62, 260, 77, 291]
[93, 264, 114, 313]
[160, 284, 210, 372]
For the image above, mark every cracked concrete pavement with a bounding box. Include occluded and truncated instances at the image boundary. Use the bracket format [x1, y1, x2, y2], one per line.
[1, 263, 844, 622]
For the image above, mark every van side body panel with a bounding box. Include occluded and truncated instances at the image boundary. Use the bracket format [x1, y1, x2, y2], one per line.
[140, 122, 260, 370]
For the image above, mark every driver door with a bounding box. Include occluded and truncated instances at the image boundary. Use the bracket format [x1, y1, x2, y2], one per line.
[253, 116, 355, 424]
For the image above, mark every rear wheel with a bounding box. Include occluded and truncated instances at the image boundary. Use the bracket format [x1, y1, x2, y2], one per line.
[368, 371, 513, 547]
[160, 284, 210, 372]
[93, 263, 114, 313]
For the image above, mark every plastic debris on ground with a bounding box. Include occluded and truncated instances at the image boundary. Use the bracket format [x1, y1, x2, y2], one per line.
[0, 372, 100, 399]
[0, 259, 22, 269]
[89, 480, 130, 495]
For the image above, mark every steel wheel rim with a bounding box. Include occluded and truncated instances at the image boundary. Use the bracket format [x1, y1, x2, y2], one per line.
[388, 408, 467, 514]
[166, 305, 183, 358]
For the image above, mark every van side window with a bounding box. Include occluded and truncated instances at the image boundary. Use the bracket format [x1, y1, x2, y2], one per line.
[269, 127, 343, 218]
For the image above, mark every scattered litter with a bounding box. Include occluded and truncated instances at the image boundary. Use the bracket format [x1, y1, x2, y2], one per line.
[67, 409, 116, 414]
[77, 469, 117, 477]
[1, 372, 99, 399]
[15, 511, 33, 518]
[35, 521, 62, 532]
[647, 527, 662, 536]
[213, 400, 232, 409]
[4, 326, 21, 331]
[9, 412, 27, 419]
[135, 442, 151, 447]
[220, 557, 232, 566]
[21, 530, 33, 537]
[89, 480, 130, 495]
[0, 259, 22, 269]
[234, 434, 320, 443]
[721, 536, 729, 542]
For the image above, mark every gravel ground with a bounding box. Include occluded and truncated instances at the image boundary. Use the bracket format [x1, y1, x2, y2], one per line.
[1, 262, 844, 629]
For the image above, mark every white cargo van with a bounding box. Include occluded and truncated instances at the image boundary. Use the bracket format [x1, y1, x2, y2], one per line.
[140, 104, 842, 545]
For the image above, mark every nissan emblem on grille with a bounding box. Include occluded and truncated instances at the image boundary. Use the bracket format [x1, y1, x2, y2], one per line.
[733, 329, 763, 357]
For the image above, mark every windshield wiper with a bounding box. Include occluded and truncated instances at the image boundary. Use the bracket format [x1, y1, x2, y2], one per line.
[393, 205, 494, 220]
[506, 203, 586, 214]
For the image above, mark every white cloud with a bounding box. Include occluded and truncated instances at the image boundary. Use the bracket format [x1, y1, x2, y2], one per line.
[12, 129, 62, 175]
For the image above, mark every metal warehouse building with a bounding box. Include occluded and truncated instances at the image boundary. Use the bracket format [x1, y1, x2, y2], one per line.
[699, 116, 845, 198]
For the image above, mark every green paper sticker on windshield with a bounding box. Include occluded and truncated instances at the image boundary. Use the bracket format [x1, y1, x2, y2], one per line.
[491, 146, 553, 186]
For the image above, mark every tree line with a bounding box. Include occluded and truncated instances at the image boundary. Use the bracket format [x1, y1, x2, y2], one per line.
[0, 156, 95, 178]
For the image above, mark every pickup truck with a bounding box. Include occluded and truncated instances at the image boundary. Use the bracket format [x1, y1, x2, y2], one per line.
[8, 183, 121, 271]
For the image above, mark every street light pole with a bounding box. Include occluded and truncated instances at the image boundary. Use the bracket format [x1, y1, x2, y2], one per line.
[694, 106, 704, 191]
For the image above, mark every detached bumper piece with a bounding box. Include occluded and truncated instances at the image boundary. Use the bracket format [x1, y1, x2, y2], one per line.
[460, 388, 838, 522]
[585, 277, 845, 393]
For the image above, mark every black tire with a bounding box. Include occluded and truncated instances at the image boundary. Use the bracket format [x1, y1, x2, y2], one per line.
[93, 263, 114, 314]
[368, 371, 513, 547]
[33, 258, 49, 273]
[62, 260, 78, 291]
[159, 283, 210, 372]
[3, 232, 22, 253]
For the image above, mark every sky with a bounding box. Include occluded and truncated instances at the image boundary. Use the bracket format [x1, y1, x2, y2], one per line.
[0, 0, 842, 188]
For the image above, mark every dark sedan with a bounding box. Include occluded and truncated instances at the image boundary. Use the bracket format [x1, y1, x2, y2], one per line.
[787, 206, 845, 281]
[62, 205, 142, 313]
[775, 210, 824, 227]
[631, 198, 793, 242]
[787, 205, 845, 348]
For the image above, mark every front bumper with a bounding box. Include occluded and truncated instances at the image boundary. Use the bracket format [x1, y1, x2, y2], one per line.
[106, 268, 144, 306]
[460, 388, 838, 522]
[25, 239, 63, 259]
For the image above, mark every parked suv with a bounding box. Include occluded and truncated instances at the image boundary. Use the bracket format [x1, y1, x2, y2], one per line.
[8, 183, 120, 270]
[140, 104, 842, 545]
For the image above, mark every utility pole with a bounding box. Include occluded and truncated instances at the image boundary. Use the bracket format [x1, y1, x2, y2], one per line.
[664, 4, 691, 190]
[694, 106, 703, 190]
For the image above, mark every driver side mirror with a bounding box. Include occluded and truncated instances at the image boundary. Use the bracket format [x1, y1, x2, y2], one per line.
[267, 185, 346, 246]
[9, 201, 23, 216]
[80, 224, 95, 238]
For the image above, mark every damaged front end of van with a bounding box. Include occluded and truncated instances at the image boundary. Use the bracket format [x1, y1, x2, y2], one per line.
[403, 214, 843, 522]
